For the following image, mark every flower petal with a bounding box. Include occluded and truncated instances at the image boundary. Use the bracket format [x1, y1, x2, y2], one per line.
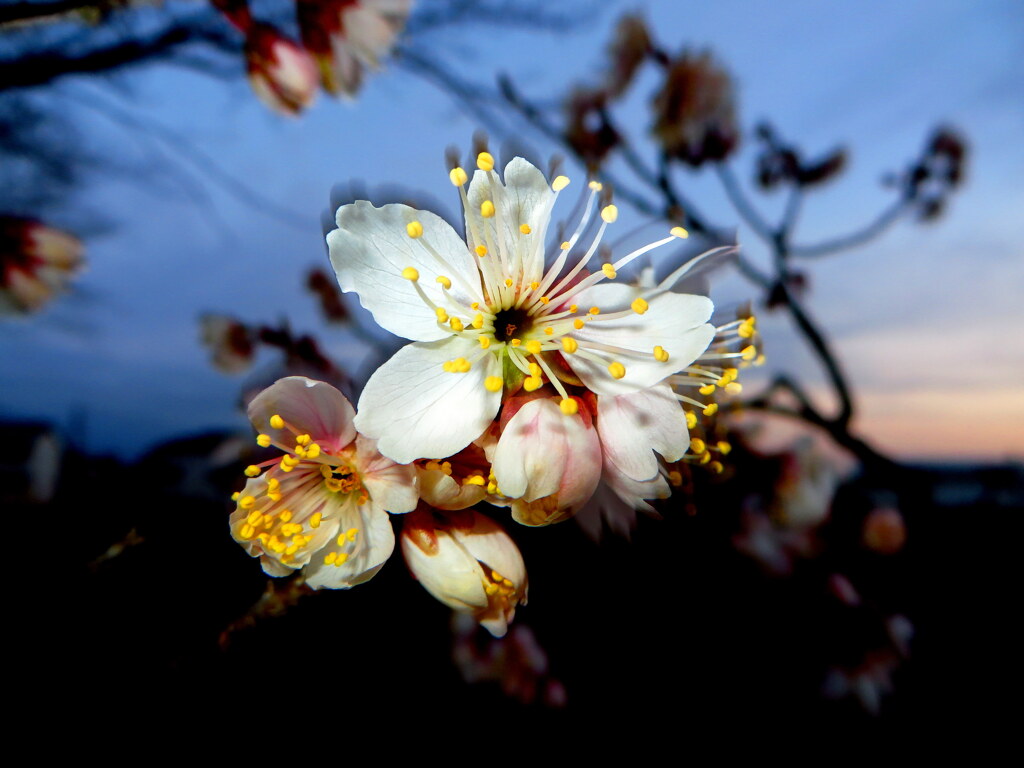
[328, 201, 481, 341]
[597, 384, 688, 481]
[353, 434, 419, 514]
[465, 157, 555, 284]
[248, 376, 356, 453]
[354, 336, 502, 463]
[303, 496, 395, 589]
[568, 284, 714, 396]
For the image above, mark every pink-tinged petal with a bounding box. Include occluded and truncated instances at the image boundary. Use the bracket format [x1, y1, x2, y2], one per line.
[568, 284, 715, 396]
[354, 336, 502, 463]
[303, 497, 395, 589]
[597, 384, 688, 482]
[248, 377, 356, 454]
[328, 201, 480, 342]
[416, 465, 487, 510]
[353, 434, 419, 514]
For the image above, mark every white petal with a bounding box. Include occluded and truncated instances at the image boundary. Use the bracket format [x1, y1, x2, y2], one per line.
[354, 336, 502, 463]
[402, 527, 489, 611]
[569, 285, 714, 396]
[597, 384, 688, 481]
[248, 377, 356, 453]
[354, 434, 419, 514]
[453, 513, 528, 592]
[328, 201, 481, 341]
[303, 497, 395, 589]
[465, 158, 554, 284]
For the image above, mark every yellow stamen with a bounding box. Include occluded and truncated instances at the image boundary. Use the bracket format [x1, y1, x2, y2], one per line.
[699, 384, 717, 396]
[477, 152, 495, 171]
[475, 245, 488, 257]
[552, 175, 570, 192]
[601, 263, 617, 279]
[435, 307, 449, 323]
[588, 306, 600, 315]
[406, 221, 423, 239]
[481, 200, 496, 218]
[717, 441, 732, 455]
[523, 376, 543, 392]
[269, 414, 284, 430]
[601, 204, 618, 223]
[464, 475, 486, 486]
[450, 317, 464, 332]
[573, 318, 585, 330]
[256, 434, 271, 448]
[520, 224, 532, 235]
[239, 495, 256, 510]
[670, 226, 689, 238]
[472, 313, 484, 329]
[436, 275, 452, 289]
[449, 167, 468, 186]
[562, 337, 578, 353]
[653, 345, 669, 362]
[402, 267, 419, 281]
[690, 438, 706, 454]
[244, 465, 261, 477]
[526, 340, 542, 355]
[511, 339, 522, 347]
[608, 361, 626, 379]
[631, 297, 649, 314]
[310, 512, 322, 528]
[484, 376, 503, 392]
[703, 403, 719, 416]
[686, 411, 698, 429]
[560, 398, 579, 415]
[588, 181, 603, 191]
[560, 241, 570, 251]
[544, 326, 554, 335]
[504, 278, 513, 287]
[479, 336, 492, 349]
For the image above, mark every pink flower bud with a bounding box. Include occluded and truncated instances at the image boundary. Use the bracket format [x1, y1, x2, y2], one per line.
[244, 23, 319, 115]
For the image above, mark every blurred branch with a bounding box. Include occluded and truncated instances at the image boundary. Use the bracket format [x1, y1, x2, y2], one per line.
[790, 197, 909, 259]
[715, 163, 773, 241]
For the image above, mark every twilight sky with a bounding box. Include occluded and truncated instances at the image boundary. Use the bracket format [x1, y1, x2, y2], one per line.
[1, 0, 1021, 461]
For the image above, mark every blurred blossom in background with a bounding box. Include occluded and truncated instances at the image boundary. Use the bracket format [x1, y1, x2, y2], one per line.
[3, 0, 1020, 740]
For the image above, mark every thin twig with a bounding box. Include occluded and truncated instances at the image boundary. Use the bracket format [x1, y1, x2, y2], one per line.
[790, 197, 909, 258]
[715, 163, 774, 242]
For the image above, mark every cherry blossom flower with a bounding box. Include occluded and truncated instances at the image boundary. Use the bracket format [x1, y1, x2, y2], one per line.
[401, 507, 527, 637]
[244, 23, 319, 116]
[228, 376, 417, 588]
[0, 216, 83, 316]
[328, 153, 723, 464]
[297, 0, 413, 97]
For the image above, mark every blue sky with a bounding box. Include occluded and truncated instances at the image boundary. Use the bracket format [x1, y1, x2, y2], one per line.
[1, 0, 1021, 460]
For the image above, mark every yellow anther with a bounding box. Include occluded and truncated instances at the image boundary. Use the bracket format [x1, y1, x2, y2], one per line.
[449, 167, 468, 186]
[472, 313, 484, 329]
[294, 445, 307, 459]
[231, 491, 240, 501]
[526, 340, 542, 355]
[523, 376, 543, 392]
[475, 245, 487, 257]
[520, 224, 532, 235]
[479, 336, 492, 349]
[295, 434, 311, 445]
[310, 512, 322, 528]
[589, 306, 600, 315]
[285, 544, 298, 556]
[464, 475, 486, 486]
[436, 275, 452, 289]
[239, 495, 256, 510]
[450, 316, 464, 332]
[699, 384, 717, 396]
[511, 339, 522, 347]
[484, 376, 503, 392]
[631, 297, 649, 314]
[562, 337, 578, 353]
[552, 175, 570, 192]
[244, 465, 261, 478]
[485, 583, 499, 596]
[471, 302, 480, 309]
[600, 204, 618, 223]
[324, 552, 337, 565]
[670, 226, 689, 238]
[710, 461, 724, 474]
[504, 278, 513, 287]
[406, 221, 424, 238]
[528, 363, 541, 377]
[539, 296, 550, 305]
[741, 345, 757, 361]
[278, 509, 293, 522]
[346, 528, 359, 541]
[477, 152, 495, 171]
[481, 200, 496, 218]
[602, 263, 617, 279]
[529, 281, 540, 290]
[703, 402, 719, 416]
[246, 509, 263, 526]
[653, 345, 669, 362]
[336, 533, 347, 546]
[256, 434, 271, 448]
[725, 382, 743, 395]
[608, 361, 626, 379]
[454, 357, 472, 373]
[573, 318, 585, 330]
[239, 524, 255, 539]
[544, 326, 554, 335]
[724, 367, 739, 379]
[334, 552, 350, 566]
[738, 322, 754, 339]
[402, 267, 419, 281]
[717, 441, 732, 455]
[690, 438, 707, 454]
[269, 414, 284, 430]
[487, 481, 498, 494]
[560, 398, 579, 415]
[560, 241, 570, 250]
[685, 411, 698, 429]
[435, 307, 449, 323]
[699, 451, 712, 465]
[668, 471, 683, 487]
[588, 180, 603, 191]
[306, 443, 321, 459]
[569, 304, 578, 313]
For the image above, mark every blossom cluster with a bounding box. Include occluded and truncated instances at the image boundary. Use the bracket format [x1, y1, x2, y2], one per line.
[229, 153, 759, 635]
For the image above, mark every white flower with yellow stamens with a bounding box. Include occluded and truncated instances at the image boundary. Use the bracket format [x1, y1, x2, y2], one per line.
[328, 153, 726, 464]
[228, 376, 418, 588]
